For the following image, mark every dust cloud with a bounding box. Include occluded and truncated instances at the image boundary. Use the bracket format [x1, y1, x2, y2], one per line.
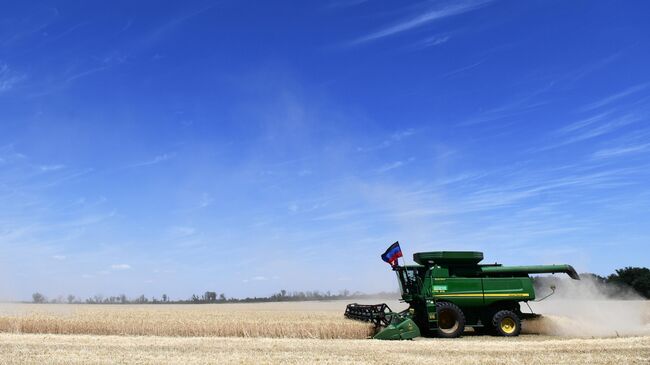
[523, 275, 650, 337]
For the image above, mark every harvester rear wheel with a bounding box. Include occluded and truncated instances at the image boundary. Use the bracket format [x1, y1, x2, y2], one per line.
[492, 310, 521, 337]
[436, 302, 465, 338]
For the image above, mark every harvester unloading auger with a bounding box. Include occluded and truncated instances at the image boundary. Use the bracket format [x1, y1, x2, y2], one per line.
[345, 243, 580, 339]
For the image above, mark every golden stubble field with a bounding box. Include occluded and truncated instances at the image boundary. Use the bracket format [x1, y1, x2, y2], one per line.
[0, 300, 648, 364]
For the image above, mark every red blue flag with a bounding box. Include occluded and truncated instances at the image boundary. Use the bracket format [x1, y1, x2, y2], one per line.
[381, 241, 403, 266]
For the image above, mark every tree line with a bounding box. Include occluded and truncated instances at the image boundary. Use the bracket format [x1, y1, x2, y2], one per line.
[30, 289, 398, 304]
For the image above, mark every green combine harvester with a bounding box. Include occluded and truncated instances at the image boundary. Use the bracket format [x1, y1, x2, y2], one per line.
[345, 248, 580, 339]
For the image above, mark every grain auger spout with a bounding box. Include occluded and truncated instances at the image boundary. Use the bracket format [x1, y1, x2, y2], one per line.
[344, 241, 580, 339]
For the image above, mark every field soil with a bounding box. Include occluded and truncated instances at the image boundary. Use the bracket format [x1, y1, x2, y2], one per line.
[0, 300, 648, 364]
[0, 333, 648, 365]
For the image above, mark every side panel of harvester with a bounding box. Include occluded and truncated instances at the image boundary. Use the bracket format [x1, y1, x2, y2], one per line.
[481, 277, 535, 305]
[431, 278, 484, 306]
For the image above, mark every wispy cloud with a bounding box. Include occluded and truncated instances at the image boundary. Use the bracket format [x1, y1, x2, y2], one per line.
[311, 209, 364, 221]
[409, 34, 450, 50]
[39, 164, 66, 172]
[377, 161, 404, 173]
[562, 52, 623, 86]
[559, 113, 643, 144]
[534, 111, 645, 152]
[168, 226, 196, 238]
[348, 1, 492, 45]
[458, 85, 553, 126]
[556, 112, 612, 135]
[110, 264, 131, 270]
[593, 143, 650, 159]
[327, 0, 368, 8]
[442, 60, 485, 78]
[139, 4, 218, 50]
[0, 63, 26, 93]
[580, 83, 648, 112]
[357, 128, 418, 152]
[199, 193, 213, 208]
[64, 66, 109, 84]
[27, 63, 114, 98]
[377, 157, 414, 173]
[127, 153, 175, 168]
[242, 275, 276, 283]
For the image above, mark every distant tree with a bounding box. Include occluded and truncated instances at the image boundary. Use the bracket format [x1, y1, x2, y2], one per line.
[162, 294, 168, 302]
[32, 292, 46, 303]
[608, 267, 650, 299]
[191, 294, 200, 302]
[67, 295, 76, 304]
[219, 293, 226, 301]
[203, 291, 217, 302]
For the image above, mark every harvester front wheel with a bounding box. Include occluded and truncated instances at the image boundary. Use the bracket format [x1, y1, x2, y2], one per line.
[492, 310, 521, 337]
[436, 301, 465, 338]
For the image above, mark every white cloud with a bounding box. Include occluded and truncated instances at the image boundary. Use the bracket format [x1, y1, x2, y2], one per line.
[593, 143, 650, 159]
[0, 63, 25, 93]
[357, 128, 418, 152]
[410, 34, 450, 50]
[110, 264, 131, 270]
[377, 161, 404, 173]
[536, 112, 645, 152]
[128, 153, 175, 168]
[40, 164, 66, 172]
[580, 83, 648, 112]
[243, 275, 269, 283]
[52, 255, 66, 260]
[349, 1, 492, 45]
[377, 157, 414, 173]
[199, 193, 213, 208]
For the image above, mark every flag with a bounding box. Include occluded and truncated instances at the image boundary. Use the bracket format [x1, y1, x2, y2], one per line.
[381, 241, 403, 266]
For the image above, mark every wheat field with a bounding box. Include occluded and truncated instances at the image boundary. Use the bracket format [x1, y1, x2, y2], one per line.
[0, 300, 648, 364]
[0, 302, 374, 339]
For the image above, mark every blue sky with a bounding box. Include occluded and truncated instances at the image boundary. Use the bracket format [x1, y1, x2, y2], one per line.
[1, 0, 649, 300]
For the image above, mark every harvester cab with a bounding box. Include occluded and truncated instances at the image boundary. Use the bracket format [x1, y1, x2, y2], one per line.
[394, 266, 424, 300]
[344, 245, 580, 340]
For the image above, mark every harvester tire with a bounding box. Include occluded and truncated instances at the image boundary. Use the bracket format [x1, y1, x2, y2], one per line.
[436, 301, 465, 338]
[492, 310, 521, 337]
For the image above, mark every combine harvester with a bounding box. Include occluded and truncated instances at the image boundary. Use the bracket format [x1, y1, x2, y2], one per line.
[345, 242, 580, 339]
